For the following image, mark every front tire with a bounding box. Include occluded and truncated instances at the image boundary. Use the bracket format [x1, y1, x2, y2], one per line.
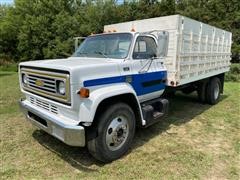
[87, 103, 136, 163]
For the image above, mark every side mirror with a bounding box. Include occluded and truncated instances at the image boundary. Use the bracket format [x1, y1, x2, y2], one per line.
[157, 31, 169, 57]
[73, 37, 86, 52]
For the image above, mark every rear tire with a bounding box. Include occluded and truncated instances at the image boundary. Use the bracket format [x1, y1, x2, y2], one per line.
[206, 77, 221, 105]
[181, 86, 196, 95]
[87, 103, 135, 163]
[197, 81, 207, 103]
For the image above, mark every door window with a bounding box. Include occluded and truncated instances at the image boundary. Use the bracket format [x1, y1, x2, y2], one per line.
[133, 36, 157, 59]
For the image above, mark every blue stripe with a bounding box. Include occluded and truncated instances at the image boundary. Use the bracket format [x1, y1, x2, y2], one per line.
[84, 71, 167, 96]
[84, 76, 126, 87]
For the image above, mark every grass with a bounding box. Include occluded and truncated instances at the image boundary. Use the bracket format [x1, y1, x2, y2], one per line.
[0, 59, 18, 72]
[0, 71, 240, 179]
[0, 64, 18, 72]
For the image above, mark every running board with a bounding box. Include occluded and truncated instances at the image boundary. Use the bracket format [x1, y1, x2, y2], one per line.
[141, 98, 169, 127]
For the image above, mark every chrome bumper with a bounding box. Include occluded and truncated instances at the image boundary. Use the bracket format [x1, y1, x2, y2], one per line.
[19, 99, 85, 146]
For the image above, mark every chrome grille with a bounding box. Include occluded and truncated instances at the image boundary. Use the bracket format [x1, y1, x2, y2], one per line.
[30, 96, 58, 114]
[21, 68, 70, 105]
[28, 74, 57, 93]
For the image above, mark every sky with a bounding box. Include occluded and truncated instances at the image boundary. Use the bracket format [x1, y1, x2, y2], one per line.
[0, 0, 14, 5]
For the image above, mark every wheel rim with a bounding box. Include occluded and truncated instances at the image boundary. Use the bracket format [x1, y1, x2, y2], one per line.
[106, 115, 129, 151]
[214, 83, 220, 100]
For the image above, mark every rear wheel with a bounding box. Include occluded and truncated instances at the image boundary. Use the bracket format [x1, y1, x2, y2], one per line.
[206, 77, 221, 105]
[181, 85, 196, 95]
[197, 81, 207, 103]
[87, 103, 135, 163]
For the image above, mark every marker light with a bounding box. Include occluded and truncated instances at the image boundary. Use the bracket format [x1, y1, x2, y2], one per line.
[170, 81, 175, 86]
[78, 88, 90, 98]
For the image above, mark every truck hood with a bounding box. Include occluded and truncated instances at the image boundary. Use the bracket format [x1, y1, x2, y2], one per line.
[19, 57, 116, 70]
[19, 57, 122, 84]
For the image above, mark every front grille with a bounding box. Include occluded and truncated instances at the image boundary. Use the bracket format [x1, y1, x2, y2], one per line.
[20, 67, 70, 105]
[28, 74, 57, 93]
[30, 96, 59, 114]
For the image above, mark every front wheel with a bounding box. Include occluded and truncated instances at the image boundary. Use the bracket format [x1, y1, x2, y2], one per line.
[87, 103, 136, 163]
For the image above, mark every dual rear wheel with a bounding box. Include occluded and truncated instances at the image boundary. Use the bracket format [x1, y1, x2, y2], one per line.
[198, 77, 222, 105]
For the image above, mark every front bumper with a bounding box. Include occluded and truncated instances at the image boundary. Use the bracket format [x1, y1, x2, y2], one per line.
[19, 99, 85, 146]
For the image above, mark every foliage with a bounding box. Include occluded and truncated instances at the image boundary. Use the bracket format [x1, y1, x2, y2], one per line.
[0, 5, 20, 61]
[225, 63, 240, 82]
[0, 0, 239, 62]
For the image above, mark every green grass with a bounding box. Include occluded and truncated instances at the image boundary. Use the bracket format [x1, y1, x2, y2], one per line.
[0, 72, 240, 179]
[0, 64, 18, 72]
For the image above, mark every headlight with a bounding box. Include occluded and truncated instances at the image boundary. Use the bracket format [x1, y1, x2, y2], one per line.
[57, 81, 65, 95]
[22, 73, 27, 84]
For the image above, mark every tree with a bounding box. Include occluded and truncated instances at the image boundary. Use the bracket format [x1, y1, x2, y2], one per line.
[0, 5, 21, 62]
[0, 0, 239, 62]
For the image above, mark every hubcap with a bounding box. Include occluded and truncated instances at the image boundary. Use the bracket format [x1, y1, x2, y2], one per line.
[106, 116, 129, 151]
[214, 83, 220, 100]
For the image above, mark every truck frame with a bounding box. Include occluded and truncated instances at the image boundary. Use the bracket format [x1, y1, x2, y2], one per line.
[19, 15, 232, 162]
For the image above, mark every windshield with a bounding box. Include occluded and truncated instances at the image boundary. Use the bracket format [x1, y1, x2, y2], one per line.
[73, 33, 132, 59]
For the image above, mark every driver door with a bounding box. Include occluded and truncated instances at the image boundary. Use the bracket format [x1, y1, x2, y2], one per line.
[129, 35, 167, 102]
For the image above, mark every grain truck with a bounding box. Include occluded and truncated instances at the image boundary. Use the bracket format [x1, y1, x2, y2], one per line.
[19, 15, 232, 162]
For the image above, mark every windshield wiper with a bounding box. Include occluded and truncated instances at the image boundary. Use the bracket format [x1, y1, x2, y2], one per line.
[94, 51, 109, 58]
[78, 52, 88, 55]
[74, 52, 88, 57]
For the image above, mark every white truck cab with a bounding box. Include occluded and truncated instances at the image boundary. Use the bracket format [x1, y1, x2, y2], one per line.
[19, 15, 232, 162]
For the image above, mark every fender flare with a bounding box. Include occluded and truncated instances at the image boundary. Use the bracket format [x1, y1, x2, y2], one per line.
[78, 83, 144, 125]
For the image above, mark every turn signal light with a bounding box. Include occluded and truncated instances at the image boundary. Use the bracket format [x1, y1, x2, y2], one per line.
[78, 88, 90, 98]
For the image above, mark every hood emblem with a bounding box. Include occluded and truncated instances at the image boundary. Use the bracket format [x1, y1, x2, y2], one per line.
[35, 79, 44, 87]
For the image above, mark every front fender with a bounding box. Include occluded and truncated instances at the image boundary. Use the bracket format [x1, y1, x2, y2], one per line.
[78, 83, 141, 124]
